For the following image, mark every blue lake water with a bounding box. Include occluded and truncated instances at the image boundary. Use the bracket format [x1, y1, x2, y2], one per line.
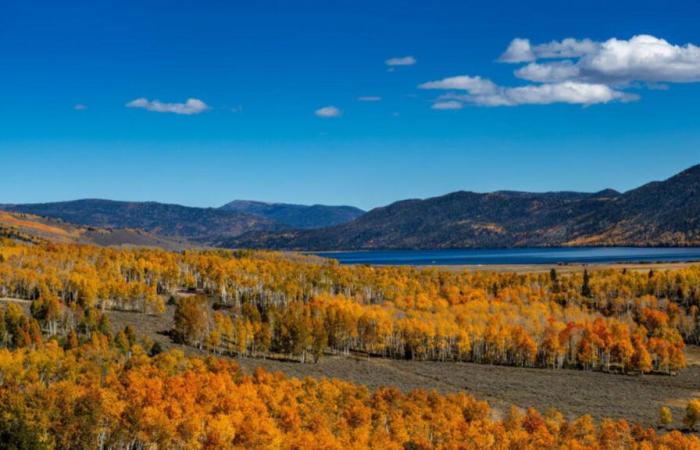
[313, 248, 700, 266]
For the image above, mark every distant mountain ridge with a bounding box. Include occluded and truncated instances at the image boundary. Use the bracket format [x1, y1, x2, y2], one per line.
[4, 164, 700, 250]
[219, 200, 364, 229]
[3, 199, 281, 243]
[2, 198, 364, 245]
[227, 164, 700, 249]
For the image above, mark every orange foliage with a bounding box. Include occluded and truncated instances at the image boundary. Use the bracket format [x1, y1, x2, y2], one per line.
[0, 343, 698, 449]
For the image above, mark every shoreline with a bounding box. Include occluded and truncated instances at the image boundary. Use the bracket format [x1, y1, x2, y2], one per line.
[416, 261, 700, 273]
[308, 248, 700, 272]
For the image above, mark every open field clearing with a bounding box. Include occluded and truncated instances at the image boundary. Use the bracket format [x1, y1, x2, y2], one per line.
[97, 303, 700, 430]
[232, 349, 700, 429]
[6, 277, 699, 432]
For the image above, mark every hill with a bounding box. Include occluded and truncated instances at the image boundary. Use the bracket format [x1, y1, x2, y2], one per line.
[4, 199, 281, 244]
[219, 200, 364, 229]
[227, 164, 700, 249]
[0, 210, 187, 249]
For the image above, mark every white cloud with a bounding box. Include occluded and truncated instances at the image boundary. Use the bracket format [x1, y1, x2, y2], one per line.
[508, 35, 700, 84]
[422, 34, 700, 108]
[515, 61, 581, 83]
[419, 75, 498, 95]
[422, 77, 630, 107]
[125, 97, 209, 115]
[533, 38, 598, 59]
[357, 96, 382, 102]
[500, 38, 598, 63]
[498, 38, 535, 63]
[314, 106, 342, 118]
[73, 104, 88, 111]
[431, 100, 463, 110]
[497, 81, 630, 105]
[385, 56, 416, 66]
[580, 35, 700, 83]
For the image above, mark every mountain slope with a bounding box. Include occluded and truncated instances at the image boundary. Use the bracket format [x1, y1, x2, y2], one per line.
[4, 199, 281, 243]
[0, 210, 187, 249]
[228, 165, 700, 250]
[220, 200, 364, 229]
[567, 165, 700, 245]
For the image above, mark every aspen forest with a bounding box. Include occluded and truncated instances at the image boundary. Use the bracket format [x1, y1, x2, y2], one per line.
[0, 240, 695, 373]
[1, 240, 700, 447]
[0, 342, 699, 449]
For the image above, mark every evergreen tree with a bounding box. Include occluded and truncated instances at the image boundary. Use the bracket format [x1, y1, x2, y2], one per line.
[581, 269, 592, 297]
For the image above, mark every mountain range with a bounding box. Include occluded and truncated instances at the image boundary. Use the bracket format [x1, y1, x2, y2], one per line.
[2, 199, 280, 244]
[2, 164, 700, 250]
[228, 164, 700, 249]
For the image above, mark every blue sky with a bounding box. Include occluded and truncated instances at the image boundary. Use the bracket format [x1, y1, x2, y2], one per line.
[1, 0, 699, 210]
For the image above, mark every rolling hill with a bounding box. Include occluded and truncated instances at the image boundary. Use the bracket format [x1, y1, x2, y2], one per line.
[227, 164, 700, 249]
[219, 200, 364, 229]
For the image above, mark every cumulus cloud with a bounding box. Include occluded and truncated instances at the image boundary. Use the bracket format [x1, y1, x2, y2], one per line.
[508, 35, 700, 84]
[496, 82, 630, 106]
[535, 38, 598, 59]
[422, 34, 700, 109]
[580, 35, 700, 83]
[126, 97, 209, 115]
[500, 38, 598, 63]
[498, 38, 535, 63]
[515, 61, 581, 83]
[357, 96, 382, 102]
[419, 75, 498, 95]
[385, 56, 416, 66]
[423, 79, 630, 107]
[314, 106, 342, 118]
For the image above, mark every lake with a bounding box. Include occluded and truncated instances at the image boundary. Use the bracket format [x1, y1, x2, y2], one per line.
[313, 247, 700, 266]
